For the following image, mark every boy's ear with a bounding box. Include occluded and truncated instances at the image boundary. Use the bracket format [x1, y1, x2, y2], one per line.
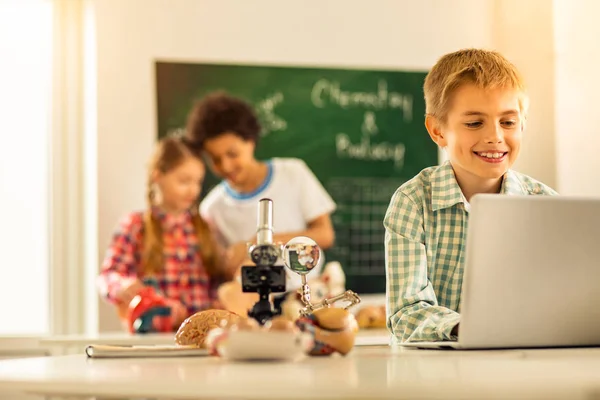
[425, 115, 447, 147]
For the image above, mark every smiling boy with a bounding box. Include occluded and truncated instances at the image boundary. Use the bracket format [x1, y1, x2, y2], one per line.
[384, 49, 557, 343]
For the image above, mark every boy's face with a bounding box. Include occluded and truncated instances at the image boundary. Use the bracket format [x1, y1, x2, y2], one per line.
[202, 132, 256, 186]
[426, 83, 524, 181]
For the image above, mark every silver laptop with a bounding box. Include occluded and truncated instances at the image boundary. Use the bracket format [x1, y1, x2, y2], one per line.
[401, 194, 600, 350]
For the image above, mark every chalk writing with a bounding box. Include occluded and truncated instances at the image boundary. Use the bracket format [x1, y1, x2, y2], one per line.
[336, 132, 405, 168]
[255, 91, 287, 137]
[311, 79, 413, 122]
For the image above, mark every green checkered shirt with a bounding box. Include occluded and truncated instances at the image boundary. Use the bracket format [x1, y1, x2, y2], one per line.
[384, 161, 558, 343]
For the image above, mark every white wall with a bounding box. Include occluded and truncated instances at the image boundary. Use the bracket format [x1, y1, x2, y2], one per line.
[492, 0, 556, 188]
[554, 0, 600, 196]
[93, 0, 561, 331]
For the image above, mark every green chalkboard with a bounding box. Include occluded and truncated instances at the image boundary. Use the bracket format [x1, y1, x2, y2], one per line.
[155, 61, 437, 294]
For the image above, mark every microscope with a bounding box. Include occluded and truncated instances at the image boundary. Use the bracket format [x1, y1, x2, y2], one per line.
[240, 198, 286, 325]
[241, 198, 361, 326]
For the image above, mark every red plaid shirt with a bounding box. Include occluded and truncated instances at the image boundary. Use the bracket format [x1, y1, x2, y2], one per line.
[97, 208, 219, 317]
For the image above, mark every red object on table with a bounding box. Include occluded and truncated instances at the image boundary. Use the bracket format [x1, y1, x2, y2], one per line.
[126, 286, 174, 334]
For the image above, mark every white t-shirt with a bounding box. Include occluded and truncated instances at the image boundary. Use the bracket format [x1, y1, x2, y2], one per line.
[200, 157, 337, 290]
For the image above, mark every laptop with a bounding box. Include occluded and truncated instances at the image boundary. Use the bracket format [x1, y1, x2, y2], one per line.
[401, 194, 600, 350]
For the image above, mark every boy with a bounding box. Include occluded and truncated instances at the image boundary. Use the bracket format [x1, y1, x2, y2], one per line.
[384, 49, 557, 343]
[184, 92, 336, 299]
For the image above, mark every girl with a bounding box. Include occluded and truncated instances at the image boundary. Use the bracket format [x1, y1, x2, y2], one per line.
[97, 135, 234, 331]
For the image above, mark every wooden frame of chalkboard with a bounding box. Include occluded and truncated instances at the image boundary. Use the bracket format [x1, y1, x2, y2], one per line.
[154, 60, 437, 294]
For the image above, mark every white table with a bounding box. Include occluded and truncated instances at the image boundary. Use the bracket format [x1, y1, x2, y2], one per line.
[1, 346, 600, 399]
[0, 336, 49, 360]
[40, 329, 391, 355]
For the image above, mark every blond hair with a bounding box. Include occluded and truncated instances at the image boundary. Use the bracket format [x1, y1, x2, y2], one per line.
[143, 136, 220, 278]
[423, 48, 528, 122]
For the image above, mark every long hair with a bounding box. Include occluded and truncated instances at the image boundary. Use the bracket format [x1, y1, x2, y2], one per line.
[141, 136, 220, 278]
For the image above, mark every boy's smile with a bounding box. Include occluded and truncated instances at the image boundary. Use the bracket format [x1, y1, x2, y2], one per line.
[473, 150, 509, 163]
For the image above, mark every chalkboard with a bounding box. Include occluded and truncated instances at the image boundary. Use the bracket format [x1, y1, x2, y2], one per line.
[155, 61, 437, 294]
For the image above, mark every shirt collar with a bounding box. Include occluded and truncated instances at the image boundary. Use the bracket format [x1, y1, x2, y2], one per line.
[431, 161, 528, 212]
[223, 160, 274, 201]
[431, 161, 464, 212]
[500, 169, 528, 196]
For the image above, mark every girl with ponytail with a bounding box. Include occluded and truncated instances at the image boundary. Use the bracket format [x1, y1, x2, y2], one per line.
[97, 135, 234, 331]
